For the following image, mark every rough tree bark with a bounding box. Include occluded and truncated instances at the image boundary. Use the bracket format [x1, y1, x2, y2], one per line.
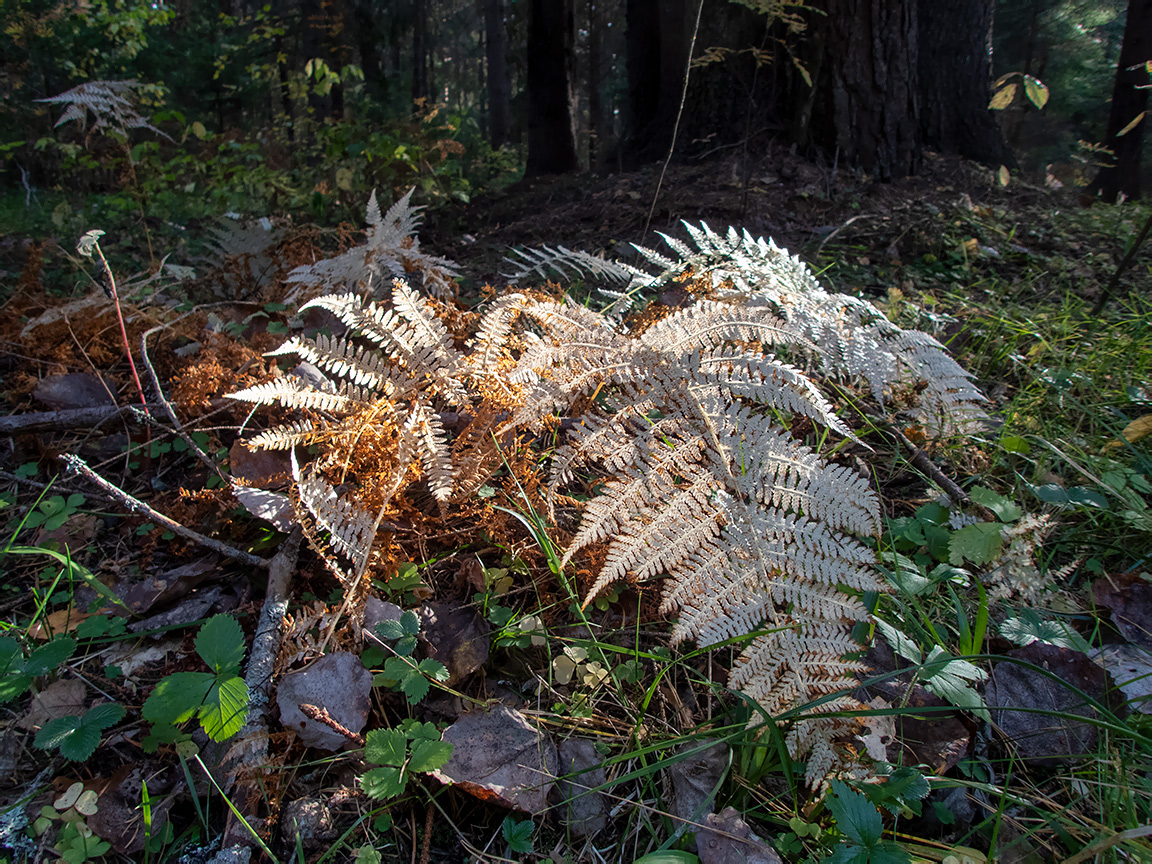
[801, 0, 920, 180]
[1088, 0, 1152, 202]
[919, 0, 1017, 168]
[526, 0, 580, 175]
[484, 0, 510, 148]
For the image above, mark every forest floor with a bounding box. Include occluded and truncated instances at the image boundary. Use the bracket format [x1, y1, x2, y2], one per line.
[0, 147, 1150, 864]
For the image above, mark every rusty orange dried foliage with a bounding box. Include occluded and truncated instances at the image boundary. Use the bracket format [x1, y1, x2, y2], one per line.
[170, 333, 265, 411]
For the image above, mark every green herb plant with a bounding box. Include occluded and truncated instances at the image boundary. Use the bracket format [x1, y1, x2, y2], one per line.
[141, 614, 250, 749]
[360, 719, 454, 801]
[371, 610, 450, 705]
[32, 781, 111, 864]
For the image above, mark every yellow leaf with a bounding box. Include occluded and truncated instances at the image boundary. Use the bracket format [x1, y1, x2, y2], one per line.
[963, 238, 980, 256]
[1118, 111, 1146, 137]
[1024, 75, 1049, 110]
[998, 165, 1010, 187]
[989, 83, 1016, 111]
[191, 121, 207, 140]
[1104, 414, 1152, 450]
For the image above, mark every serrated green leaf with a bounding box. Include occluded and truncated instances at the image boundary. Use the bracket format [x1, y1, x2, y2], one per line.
[969, 486, 1023, 522]
[409, 739, 453, 772]
[361, 765, 406, 799]
[875, 619, 922, 665]
[400, 673, 430, 704]
[418, 659, 449, 682]
[195, 615, 246, 676]
[405, 721, 440, 741]
[825, 846, 872, 864]
[502, 816, 534, 854]
[25, 637, 77, 676]
[143, 671, 215, 725]
[375, 619, 405, 640]
[198, 675, 248, 741]
[1000, 611, 1090, 652]
[366, 728, 408, 766]
[0, 637, 24, 670]
[0, 674, 32, 703]
[948, 522, 1004, 566]
[34, 715, 83, 751]
[394, 635, 417, 657]
[827, 780, 883, 847]
[83, 702, 126, 731]
[399, 610, 420, 637]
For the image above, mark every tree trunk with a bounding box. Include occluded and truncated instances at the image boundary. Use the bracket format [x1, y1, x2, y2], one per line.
[484, 0, 510, 148]
[413, 0, 429, 103]
[1087, 0, 1152, 202]
[919, 0, 1017, 168]
[802, 0, 920, 180]
[624, 0, 664, 158]
[526, 0, 580, 175]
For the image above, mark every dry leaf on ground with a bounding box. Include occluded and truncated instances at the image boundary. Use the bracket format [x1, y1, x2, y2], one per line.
[697, 807, 782, 864]
[18, 678, 87, 731]
[277, 652, 373, 750]
[430, 705, 557, 814]
[1089, 643, 1152, 714]
[1092, 572, 1152, 648]
[985, 643, 1125, 765]
[669, 739, 728, 839]
[556, 738, 610, 838]
[418, 600, 490, 685]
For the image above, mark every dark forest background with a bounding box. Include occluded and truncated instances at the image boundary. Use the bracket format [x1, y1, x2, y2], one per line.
[0, 0, 1144, 237]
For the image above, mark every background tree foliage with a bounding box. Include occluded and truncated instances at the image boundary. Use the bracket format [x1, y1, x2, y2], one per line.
[0, 0, 1143, 233]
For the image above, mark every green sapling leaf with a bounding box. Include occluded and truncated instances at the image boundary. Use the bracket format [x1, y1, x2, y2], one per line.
[143, 670, 216, 725]
[195, 614, 246, 675]
[827, 780, 883, 847]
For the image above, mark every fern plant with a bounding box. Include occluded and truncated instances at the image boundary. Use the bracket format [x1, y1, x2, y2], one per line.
[284, 188, 461, 303]
[229, 222, 986, 786]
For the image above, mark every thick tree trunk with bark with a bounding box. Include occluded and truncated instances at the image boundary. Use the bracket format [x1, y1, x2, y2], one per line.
[526, 0, 580, 175]
[484, 0, 510, 148]
[1088, 0, 1152, 202]
[919, 0, 1016, 168]
[803, 0, 920, 179]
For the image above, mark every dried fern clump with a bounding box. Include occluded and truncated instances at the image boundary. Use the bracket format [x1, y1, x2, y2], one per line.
[507, 221, 988, 435]
[231, 224, 987, 786]
[284, 188, 461, 304]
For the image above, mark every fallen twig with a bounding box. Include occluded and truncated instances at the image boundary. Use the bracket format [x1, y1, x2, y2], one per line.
[0, 404, 161, 436]
[298, 703, 365, 747]
[60, 454, 265, 568]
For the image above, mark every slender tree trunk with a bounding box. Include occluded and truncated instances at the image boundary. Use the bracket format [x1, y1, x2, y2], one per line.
[485, 0, 510, 147]
[919, 0, 1016, 168]
[1088, 0, 1152, 202]
[624, 0, 663, 159]
[413, 0, 429, 103]
[526, 0, 579, 174]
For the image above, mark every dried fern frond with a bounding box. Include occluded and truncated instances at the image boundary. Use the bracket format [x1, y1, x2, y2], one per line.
[502, 245, 638, 286]
[523, 220, 988, 435]
[38, 80, 172, 140]
[285, 188, 461, 303]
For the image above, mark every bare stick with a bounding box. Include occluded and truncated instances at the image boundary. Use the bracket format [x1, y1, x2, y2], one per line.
[60, 454, 265, 568]
[298, 704, 365, 747]
[0, 404, 160, 436]
[140, 322, 229, 481]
